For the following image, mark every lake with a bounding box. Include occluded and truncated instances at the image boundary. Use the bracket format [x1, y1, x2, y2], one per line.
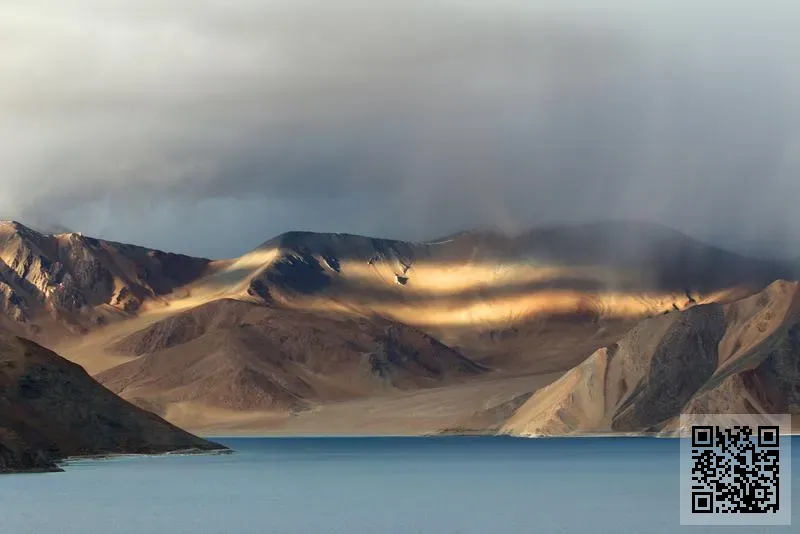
[1, 436, 796, 533]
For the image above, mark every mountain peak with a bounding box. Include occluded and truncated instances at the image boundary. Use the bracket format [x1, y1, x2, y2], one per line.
[0, 219, 76, 238]
[0, 220, 36, 232]
[0, 226, 212, 339]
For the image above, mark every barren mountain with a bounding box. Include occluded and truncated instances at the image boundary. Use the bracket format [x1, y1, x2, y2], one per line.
[1, 219, 796, 436]
[0, 221, 210, 340]
[0, 332, 224, 473]
[242, 221, 787, 311]
[96, 299, 486, 420]
[501, 280, 800, 436]
[145, 221, 790, 373]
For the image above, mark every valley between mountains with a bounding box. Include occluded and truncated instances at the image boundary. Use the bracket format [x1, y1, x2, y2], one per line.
[1, 218, 798, 467]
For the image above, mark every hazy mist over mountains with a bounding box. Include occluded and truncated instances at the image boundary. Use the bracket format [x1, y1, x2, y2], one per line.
[2, 0, 799, 258]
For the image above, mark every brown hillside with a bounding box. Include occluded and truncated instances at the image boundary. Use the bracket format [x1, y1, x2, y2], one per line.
[501, 280, 800, 436]
[97, 299, 487, 417]
[0, 332, 224, 473]
[0, 221, 210, 340]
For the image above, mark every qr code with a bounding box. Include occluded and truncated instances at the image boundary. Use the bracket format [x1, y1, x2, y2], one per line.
[691, 425, 779, 513]
[680, 414, 792, 526]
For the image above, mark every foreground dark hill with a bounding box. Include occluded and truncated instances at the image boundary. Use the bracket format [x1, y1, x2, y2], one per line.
[502, 280, 800, 435]
[96, 299, 486, 420]
[0, 332, 223, 473]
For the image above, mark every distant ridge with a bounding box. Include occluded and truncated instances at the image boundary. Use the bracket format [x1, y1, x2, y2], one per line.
[0, 218, 74, 236]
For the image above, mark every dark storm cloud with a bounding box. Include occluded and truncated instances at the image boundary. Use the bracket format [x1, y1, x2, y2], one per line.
[1, 1, 799, 257]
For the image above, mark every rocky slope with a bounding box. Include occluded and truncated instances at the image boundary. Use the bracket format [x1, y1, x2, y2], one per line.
[0, 332, 224, 473]
[0, 221, 210, 339]
[501, 280, 800, 436]
[96, 299, 486, 417]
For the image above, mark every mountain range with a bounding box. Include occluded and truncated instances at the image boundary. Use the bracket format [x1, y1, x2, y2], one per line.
[1, 218, 797, 461]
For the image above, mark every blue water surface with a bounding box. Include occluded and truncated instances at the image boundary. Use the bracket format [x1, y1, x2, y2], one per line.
[0, 436, 797, 534]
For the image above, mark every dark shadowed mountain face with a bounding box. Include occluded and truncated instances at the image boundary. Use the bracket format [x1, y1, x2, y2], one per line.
[514, 221, 793, 292]
[0, 333, 224, 473]
[609, 305, 727, 431]
[447, 222, 796, 294]
[249, 231, 416, 298]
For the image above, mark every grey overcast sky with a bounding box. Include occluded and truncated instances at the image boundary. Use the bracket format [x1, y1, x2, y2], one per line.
[1, 0, 799, 258]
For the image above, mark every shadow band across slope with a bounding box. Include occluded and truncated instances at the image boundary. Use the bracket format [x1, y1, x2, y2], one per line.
[255, 223, 793, 294]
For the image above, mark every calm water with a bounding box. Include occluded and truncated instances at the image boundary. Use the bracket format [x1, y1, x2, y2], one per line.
[0, 436, 797, 534]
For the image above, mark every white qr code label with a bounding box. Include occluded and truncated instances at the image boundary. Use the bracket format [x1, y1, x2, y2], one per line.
[680, 413, 792, 526]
